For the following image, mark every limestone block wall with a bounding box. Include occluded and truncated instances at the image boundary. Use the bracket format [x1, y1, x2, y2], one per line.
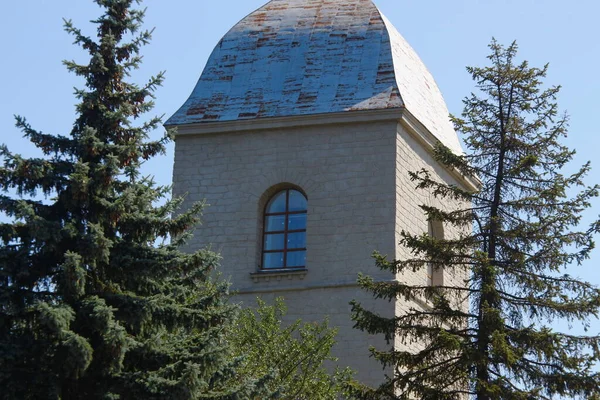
[393, 122, 471, 390]
[394, 122, 470, 294]
[172, 119, 404, 386]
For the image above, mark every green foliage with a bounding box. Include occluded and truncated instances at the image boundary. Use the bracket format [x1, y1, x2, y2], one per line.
[229, 297, 354, 399]
[350, 40, 600, 399]
[0, 1, 267, 398]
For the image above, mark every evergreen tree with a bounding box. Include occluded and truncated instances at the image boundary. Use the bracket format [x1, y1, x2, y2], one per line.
[349, 40, 600, 399]
[0, 1, 267, 398]
[229, 298, 353, 400]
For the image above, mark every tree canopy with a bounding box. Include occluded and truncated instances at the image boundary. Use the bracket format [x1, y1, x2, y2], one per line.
[350, 40, 600, 400]
[229, 297, 353, 400]
[0, 1, 268, 398]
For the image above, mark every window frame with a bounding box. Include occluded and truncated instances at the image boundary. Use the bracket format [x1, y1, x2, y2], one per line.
[427, 219, 444, 286]
[261, 189, 307, 270]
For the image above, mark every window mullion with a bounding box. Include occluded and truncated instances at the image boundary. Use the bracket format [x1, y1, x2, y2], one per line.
[283, 190, 290, 268]
[262, 210, 267, 268]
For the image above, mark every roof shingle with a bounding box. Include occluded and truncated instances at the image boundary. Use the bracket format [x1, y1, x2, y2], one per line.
[166, 0, 462, 154]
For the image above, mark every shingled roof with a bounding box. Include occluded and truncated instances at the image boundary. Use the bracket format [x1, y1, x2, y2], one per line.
[166, 0, 462, 154]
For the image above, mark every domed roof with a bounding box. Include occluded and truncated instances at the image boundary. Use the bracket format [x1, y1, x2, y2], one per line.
[166, 0, 462, 154]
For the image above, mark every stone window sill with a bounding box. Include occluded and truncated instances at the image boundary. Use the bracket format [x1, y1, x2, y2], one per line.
[250, 268, 308, 283]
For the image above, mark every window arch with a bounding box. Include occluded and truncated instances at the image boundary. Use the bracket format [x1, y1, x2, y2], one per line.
[427, 220, 444, 286]
[262, 189, 307, 270]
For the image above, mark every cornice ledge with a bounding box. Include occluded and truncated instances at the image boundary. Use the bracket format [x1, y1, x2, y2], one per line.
[166, 108, 404, 136]
[400, 110, 481, 192]
[237, 275, 393, 294]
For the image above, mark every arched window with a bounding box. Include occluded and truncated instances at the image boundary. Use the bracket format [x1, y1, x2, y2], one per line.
[427, 220, 444, 286]
[262, 189, 307, 270]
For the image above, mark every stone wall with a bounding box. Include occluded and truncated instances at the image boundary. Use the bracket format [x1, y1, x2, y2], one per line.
[172, 119, 402, 385]
[171, 117, 470, 388]
[394, 123, 470, 293]
[394, 122, 471, 395]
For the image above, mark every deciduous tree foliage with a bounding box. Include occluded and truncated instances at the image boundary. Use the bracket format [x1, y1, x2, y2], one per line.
[229, 298, 353, 400]
[0, 1, 268, 398]
[349, 40, 600, 400]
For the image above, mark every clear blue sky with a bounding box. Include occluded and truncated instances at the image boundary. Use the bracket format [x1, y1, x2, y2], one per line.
[2, 1, 599, 338]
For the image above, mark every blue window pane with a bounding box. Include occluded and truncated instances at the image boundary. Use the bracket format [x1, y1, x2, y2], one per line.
[263, 189, 308, 271]
[265, 215, 286, 232]
[288, 214, 307, 230]
[287, 251, 306, 267]
[287, 232, 306, 250]
[266, 191, 287, 214]
[265, 234, 285, 251]
[263, 252, 284, 269]
[289, 190, 307, 212]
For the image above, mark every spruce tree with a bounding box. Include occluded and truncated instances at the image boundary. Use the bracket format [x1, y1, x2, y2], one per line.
[0, 1, 267, 398]
[349, 40, 600, 399]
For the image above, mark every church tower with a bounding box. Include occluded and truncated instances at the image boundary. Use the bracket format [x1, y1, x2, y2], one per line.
[166, 0, 476, 386]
